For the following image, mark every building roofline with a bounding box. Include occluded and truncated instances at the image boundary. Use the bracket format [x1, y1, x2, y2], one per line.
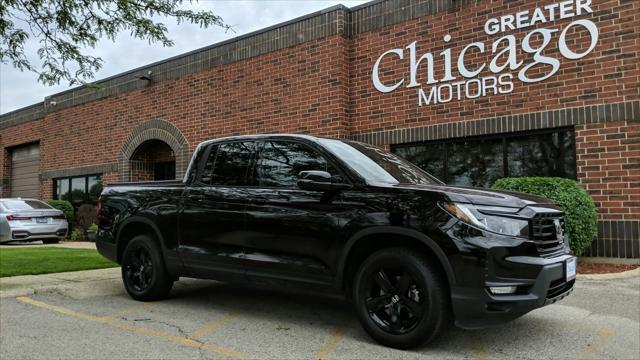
[44, 4, 349, 100]
[1, 0, 472, 128]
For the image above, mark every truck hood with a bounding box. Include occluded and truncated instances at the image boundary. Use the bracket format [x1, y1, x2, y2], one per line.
[378, 183, 559, 210]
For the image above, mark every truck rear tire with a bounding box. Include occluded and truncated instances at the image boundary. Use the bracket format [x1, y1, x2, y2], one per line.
[121, 234, 173, 301]
[352, 247, 450, 349]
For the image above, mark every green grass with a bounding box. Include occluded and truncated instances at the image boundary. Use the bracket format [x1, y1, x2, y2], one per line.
[0, 247, 118, 277]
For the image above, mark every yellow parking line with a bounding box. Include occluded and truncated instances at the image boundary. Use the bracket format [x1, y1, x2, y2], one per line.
[16, 296, 263, 360]
[579, 327, 614, 359]
[190, 310, 242, 341]
[100, 303, 153, 320]
[316, 325, 346, 360]
[471, 334, 490, 360]
[17, 296, 103, 322]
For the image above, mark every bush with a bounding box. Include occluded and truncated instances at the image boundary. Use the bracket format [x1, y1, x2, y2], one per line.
[68, 228, 83, 242]
[76, 204, 97, 239]
[46, 200, 75, 223]
[492, 177, 597, 256]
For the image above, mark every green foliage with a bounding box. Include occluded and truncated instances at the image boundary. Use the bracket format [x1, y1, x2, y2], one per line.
[88, 223, 98, 232]
[492, 177, 598, 256]
[0, 247, 117, 277]
[69, 228, 83, 242]
[1, 0, 231, 85]
[46, 199, 74, 223]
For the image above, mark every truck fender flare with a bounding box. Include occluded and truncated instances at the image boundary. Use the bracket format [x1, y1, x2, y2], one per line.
[337, 226, 456, 288]
[116, 216, 166, 253]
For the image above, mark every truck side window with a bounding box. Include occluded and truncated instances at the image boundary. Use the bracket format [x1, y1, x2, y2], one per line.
[199, 145, 218, 184]
[208, 141, 255, 186]
[255, 141, 339, 188]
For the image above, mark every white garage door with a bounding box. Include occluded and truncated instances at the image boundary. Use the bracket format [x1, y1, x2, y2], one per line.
[10, 143, 40, 198]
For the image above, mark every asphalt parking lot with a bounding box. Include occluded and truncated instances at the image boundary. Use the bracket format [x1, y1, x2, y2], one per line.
[1, 270, 639, 360]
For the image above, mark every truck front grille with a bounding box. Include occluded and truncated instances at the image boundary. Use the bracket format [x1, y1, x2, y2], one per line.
[531, 213, 566, 258]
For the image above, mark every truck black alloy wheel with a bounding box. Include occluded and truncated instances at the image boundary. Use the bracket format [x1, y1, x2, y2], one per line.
[353, 248, 450, 349]
[364, 267, 425, 334]
[121, 235, 173, 301]
[124, 245, 153, 292]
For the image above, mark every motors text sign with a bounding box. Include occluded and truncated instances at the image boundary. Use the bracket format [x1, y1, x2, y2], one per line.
[371, 0, 599, 106]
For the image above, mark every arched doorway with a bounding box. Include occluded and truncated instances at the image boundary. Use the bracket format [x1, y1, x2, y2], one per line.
[117, 119, 189, 182]
[129, 139, 176, 181]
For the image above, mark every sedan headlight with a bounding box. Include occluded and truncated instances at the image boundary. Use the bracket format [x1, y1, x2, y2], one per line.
[443, 202, 529, 237]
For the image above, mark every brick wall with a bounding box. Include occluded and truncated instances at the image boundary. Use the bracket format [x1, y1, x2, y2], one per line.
[576, 121, 640, 221]
[31, 35, 350, 181]
[349, 0, 639, 134]
[1, 0, 638, 257]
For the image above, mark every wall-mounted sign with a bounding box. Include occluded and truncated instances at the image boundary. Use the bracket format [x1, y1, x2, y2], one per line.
[371, 0, 599, 106]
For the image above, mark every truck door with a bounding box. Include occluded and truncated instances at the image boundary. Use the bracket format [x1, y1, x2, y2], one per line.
[241, 139, 356, 287]
[179, 141, 256, 282]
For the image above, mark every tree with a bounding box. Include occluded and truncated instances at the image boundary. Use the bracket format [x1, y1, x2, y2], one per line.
[0, 0, 230, 86]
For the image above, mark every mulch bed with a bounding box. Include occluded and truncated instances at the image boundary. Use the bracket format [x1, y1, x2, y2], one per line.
[577, 262, 639, 274]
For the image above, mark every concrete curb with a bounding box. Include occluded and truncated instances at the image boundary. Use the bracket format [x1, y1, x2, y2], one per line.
[2, 265, 637, 298]
[0, 267, 120, 298]
[577, 267, 640, 280]
[0, 241, 96, 249]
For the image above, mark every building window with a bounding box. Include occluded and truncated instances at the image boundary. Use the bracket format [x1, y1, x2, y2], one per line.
[53, 174, 102, 204]
[392, 128, 576, 188]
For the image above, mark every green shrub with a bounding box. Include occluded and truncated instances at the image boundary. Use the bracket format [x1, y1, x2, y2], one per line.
[46, 200, 75, 223]
[68, 228, 83, 242]
[88, 223, 98, 232]
[492, 177, 597, 256]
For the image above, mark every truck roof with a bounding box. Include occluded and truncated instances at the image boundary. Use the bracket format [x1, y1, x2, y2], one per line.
[196, 133, 343, 148]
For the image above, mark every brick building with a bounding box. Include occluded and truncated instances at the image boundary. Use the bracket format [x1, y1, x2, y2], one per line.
[1, 0, 638, 257]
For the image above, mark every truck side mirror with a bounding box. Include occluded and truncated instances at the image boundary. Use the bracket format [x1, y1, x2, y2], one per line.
[297, 171, 351, 191]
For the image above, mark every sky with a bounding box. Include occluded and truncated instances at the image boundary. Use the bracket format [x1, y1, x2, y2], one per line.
[0, 0, 369, 114]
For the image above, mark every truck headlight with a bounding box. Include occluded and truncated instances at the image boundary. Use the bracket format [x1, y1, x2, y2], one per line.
[443, 202, 529, 237]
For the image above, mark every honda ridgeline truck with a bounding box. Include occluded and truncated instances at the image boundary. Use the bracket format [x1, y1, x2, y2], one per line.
[96, 134, 576, 349]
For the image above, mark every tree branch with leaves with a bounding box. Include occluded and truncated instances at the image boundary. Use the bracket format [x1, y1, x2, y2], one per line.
[0, 0, 231, 86]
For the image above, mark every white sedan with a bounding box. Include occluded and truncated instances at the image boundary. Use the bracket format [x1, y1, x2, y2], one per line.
[0, 198, 68, 244]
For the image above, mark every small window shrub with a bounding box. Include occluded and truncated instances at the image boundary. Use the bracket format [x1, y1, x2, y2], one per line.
[492, 177, 597, 256]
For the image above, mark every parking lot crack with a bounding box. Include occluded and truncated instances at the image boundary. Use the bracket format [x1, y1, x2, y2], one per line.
[33, 287, 70, 298]
[127, 318, 197, 343]
[196, 342, 207, 360]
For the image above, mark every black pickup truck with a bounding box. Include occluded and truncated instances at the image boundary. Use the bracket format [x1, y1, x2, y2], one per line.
[96, 134, 576, 349]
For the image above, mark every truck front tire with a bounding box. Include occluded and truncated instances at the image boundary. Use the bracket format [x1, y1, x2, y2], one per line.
[353, 247, 450, 349]
[121, 234, 173, 301]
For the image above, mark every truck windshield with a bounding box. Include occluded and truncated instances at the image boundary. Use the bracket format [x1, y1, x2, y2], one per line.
[319, 139, 441, 185]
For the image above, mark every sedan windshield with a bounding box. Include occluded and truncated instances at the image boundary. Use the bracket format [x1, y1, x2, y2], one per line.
[319, 139, 441, 185]
[0, 199, 52, 211]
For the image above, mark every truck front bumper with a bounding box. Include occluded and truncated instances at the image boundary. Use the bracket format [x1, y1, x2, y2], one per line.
[452, 254, 576, 329]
